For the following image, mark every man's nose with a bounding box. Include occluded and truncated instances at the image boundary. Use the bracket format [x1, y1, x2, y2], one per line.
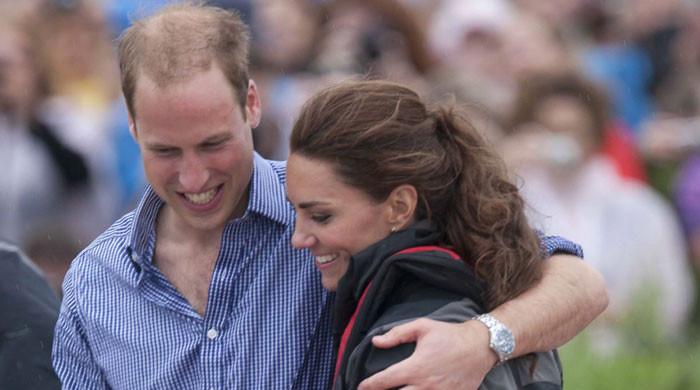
[179, 154, 210, 191]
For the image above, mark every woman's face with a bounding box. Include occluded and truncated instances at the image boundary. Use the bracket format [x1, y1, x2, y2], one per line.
[286, 153, 395, 291]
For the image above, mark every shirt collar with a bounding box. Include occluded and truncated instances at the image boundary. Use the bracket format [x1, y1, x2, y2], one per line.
[245, 153, 294, 226]
[127, 186, 162, 267]
[127, 153, 294, 266]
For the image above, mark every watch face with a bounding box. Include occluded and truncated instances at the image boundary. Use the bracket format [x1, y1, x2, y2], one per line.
[494, 328, 515, 354]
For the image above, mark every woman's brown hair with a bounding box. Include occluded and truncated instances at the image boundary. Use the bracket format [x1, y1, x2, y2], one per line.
[290, 80, 542, 309]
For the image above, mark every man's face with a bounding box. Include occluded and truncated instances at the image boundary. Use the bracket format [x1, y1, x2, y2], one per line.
[130, 65, 260, 234]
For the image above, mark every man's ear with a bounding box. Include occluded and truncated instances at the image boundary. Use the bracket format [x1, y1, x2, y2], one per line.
[245, 79, 262, 129]
[386, 184, 418, 229]
[128, 114, 138, 140]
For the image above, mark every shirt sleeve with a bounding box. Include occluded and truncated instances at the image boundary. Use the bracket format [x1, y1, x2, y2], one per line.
[52, 268, 109, 389]
[539, 234, 584, 259]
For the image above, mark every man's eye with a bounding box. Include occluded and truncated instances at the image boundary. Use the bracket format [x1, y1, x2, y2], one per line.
[153, 148, 178, 157]
[202, 141, 224, 151]
[311, 214, 331, 224]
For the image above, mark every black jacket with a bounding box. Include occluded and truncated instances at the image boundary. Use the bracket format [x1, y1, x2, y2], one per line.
[332, 222, 563, 390]
[0, 242, 61, 390]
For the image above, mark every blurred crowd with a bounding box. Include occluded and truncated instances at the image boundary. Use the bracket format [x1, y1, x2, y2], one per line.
[1, 0, 699, 360]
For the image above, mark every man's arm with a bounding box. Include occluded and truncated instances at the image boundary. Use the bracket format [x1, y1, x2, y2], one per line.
[358, 254, 608, 390]
[490, 253, 608, 355]
[52, 270, 108, 389]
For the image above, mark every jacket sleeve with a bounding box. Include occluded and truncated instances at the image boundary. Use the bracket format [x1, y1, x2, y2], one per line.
[339, 317, 415, 390]
[52, 268, 109, 389]
[341, 298, 482, 389]
[345, 302, 563, 390]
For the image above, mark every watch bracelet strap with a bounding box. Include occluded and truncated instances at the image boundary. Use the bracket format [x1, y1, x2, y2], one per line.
[473, 313, 514, 363]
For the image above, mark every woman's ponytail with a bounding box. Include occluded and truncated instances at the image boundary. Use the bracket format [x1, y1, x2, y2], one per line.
[429, 105, 543, 309]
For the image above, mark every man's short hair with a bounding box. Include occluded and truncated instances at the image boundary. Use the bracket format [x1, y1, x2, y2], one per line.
[118, 2, 250, 118]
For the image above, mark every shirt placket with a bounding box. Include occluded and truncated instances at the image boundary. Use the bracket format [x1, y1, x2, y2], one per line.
[201, 220, 253, 390]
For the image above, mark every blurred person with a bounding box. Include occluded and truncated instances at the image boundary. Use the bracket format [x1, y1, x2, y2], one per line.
[642, 125, 700, 274]
[248, 0, 326, 160]
[501, 9, 647, 181]
[608, 0, 685, 96]
[577, 0, 666, 133]
[287, 80, 564, 389]
[513, 0, 588, 30]
[675, 154, 700, 269]
[499, 12, 576, 82]
[251, 0, 320, 74]
[425, 3, 540, 123]
[502, 73, 695, 352]
[427, 1, 574, 116]
[641, 117, 700, 162]
[0, 240, 60, 390]
[52, 3, 608, 389]
[427, 0, 515, 114]
[27, 0, 139, 239]
[252, 0, 434, 160]
[653, 2, 700, 118]
[312, 0, 433, 81]
[638, 3, 700, 270]
[426, 0, 649, 181]
[0, 17, 90, 246]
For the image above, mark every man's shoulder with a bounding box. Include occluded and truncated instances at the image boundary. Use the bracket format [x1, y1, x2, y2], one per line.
[0, 242, 26, 268]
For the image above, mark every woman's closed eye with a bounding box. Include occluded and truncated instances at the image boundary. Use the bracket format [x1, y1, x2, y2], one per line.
[311, 213, 331, 224]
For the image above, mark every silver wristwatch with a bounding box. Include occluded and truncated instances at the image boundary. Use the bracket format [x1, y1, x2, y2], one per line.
[473, 313, 515, 363]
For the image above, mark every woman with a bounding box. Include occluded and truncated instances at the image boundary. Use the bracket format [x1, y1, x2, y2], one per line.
[286, 80, 562, 389]
[504, 72, 693, 350]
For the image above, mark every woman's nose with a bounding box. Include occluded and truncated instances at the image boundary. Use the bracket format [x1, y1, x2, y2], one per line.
[291, 224, 316, 249]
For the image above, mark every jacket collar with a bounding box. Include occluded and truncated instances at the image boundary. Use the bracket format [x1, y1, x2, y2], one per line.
[336, 221, 442, 304]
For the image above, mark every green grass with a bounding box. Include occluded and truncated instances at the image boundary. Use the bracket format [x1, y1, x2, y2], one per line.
[560, 333, 700, 389]
[560, 291, 700, 390]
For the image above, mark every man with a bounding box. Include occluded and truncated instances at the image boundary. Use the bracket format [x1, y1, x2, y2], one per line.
[1, 241, 61, 390]
[53, 4, 607, 389]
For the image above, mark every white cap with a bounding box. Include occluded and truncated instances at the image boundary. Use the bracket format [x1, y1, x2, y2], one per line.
[428, 0, 515, 59]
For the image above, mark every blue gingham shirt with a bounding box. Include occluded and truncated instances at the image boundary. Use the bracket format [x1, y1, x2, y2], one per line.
[53, 154, 334, 389]
[52, 153, 582, 389]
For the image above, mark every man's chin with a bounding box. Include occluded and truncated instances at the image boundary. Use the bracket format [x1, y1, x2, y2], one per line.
[170, 208, 228, 233]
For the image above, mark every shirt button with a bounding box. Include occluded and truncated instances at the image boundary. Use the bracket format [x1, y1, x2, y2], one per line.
[206, 328, 219, 340]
